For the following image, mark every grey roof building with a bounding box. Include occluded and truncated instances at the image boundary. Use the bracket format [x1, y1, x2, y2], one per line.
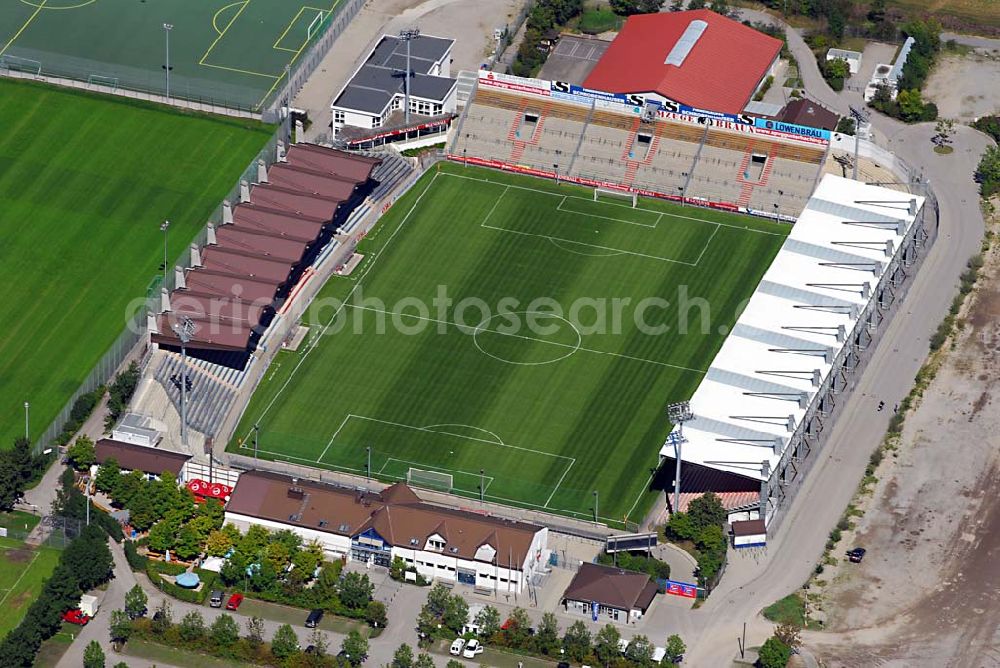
[331, 34, 458, 140]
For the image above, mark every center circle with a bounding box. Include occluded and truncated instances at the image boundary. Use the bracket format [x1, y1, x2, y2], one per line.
[472, 311, 582, 366]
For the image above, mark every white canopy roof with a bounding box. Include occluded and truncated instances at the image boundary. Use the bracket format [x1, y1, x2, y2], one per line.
[661, 174, 923, 481]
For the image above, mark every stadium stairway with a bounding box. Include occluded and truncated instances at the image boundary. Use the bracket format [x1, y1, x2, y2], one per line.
[153, 352, 253, 436]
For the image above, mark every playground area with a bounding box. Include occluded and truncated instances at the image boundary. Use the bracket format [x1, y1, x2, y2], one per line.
[0, 0, 347, 111]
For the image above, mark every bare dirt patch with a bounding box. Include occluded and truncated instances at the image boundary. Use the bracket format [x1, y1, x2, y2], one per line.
[925, 50, 1000, 121]
[3, 548, 33, 564]
[802, 222, 1000, 667]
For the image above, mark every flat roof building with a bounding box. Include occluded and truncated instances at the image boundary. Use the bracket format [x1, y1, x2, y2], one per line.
[331, 34, 458, 141]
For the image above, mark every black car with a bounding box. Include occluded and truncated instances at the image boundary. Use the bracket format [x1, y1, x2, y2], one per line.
[305, 645, 316, 655]
[557, 663, 571, 668]
[847, 547, 867, 563]
[305, 608, 324, 628]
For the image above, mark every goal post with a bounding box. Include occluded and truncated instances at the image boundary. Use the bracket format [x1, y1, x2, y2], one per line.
[406, 468, 453, 493]
[594, 187, 638, 208]
[307, 10, 327, 41]
[0, 55, 42, 76]
[87, 74, 119, 91]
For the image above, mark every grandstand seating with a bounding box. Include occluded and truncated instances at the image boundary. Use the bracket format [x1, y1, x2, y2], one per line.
[153, 351, 252, 436]
[451, 85, 827, 219]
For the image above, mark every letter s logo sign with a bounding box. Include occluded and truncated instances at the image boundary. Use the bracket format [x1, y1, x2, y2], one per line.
[626, 94, 645, 106]
[552, 80, 571, 93]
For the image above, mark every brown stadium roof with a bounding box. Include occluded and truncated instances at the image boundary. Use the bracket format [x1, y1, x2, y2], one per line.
[226, 471, 543, 567]
[169, 293, 267, 328]
[267, 163, 363, 200]
[214, 225, 309, 264]
[232, 203, 327, 241]
[95, 439, 191, 476]
[152, 313, 256, 352]
[199, 246, 296, 285]
[562, 562, 658, 612]
[249, 183, 343, 220]
[284, 144, 381, 182]
[180, 272, 280, 304]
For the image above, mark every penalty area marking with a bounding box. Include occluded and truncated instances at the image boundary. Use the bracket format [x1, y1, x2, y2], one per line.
[0, 549, 40, 609]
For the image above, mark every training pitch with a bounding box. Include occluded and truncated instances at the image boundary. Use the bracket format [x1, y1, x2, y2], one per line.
[0, 79, 271, 450]
[0, 536, 61, 639]
[0, 0, 344, 110]
[231, 163, 789, 526]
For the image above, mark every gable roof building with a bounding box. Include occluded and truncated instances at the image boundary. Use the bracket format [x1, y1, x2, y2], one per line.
[562, 562, 659, 624]
[95, 439, 192, 480]
[224, 471, 548, 592]
[582, 9, 783, 115]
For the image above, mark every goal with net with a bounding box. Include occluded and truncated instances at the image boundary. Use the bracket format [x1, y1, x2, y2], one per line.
[594, 187, 638, 208]
[307, 10, 328, 41]
[407, 468, 453, 493]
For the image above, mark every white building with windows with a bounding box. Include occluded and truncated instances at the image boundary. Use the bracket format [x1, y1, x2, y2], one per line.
[224, 471, 548, 593]
[330, 34, 458, 139]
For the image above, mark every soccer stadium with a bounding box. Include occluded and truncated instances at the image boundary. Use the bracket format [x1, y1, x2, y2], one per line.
[15, 7, 933, 534]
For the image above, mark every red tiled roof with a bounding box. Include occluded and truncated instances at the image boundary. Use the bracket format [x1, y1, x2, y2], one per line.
[582, 9, 782, 115]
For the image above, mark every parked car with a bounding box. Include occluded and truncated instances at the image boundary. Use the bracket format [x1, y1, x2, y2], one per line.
[463, 639, 484, 658]
[847, 547, 867, 563]
[305, 608, 324, 628]
[209, 590, 225, 608]
[557, 663, 571, 668]
[225, 593, 244, 611]
[450, 638, 466, 656]
[63, 609, 90, 626]
[305, 645, 317, 655]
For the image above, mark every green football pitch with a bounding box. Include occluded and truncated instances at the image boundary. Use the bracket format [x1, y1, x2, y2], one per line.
[0, 79, 272, 450]
[0, 0, 345, 110]
[0, 536, 61, 640]
[230, 163, 789, 527]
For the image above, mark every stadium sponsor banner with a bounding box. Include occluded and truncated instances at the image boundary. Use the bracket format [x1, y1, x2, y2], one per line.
[656, 579, 699, 599]
[742, 206, 798, 223]
[754, 117, 831, 143]
[551, 80, 646, 107]
[478, 70, 551, 96]
[345, 118, 451, 145]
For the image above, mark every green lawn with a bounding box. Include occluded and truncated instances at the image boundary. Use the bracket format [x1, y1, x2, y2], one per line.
[124, 639, 246, 668]
[0, 80, 272, 450]
[0, 0, 347, 110]
[0, 536, 62, 639]
[229, 163, 788, 527]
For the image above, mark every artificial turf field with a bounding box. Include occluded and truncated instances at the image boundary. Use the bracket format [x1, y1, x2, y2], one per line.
[230, 162, 790, 527]
[0, 79, 271, 450]
[0, 0, 344, 110]
[0, 536, 61, 640]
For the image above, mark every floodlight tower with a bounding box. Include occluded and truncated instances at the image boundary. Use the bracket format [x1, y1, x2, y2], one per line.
[398, 28, 420, 125]
[667, 401, 695, 515]
[849, 105, 869, 181]
[172, 316, 196, 446]
[163, 23, 174, 102]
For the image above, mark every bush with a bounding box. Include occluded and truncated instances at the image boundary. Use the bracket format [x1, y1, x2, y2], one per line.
[56, 387, 104, 445]
[596, 551, 670, 580]
[753, 75, 775, 102]
[124, 541, 147, 571]
[146, 563, 219, 604]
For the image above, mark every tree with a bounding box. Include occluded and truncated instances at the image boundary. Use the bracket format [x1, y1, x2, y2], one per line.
[695, 524, 728, 584]
[291, 541, 323, 580]
[10, 438, 36, 485]
[67, 435, 97, 470]
[563, 620, 592, 662]
[709, 0, 732, 17]
[758, 635, 793, 668]
[626, 634, 655, 667]
[670, 0, 684, 10]
[536, 612, 560, 655]
[774, 623, 801, 650]
[339, 571, 374, 610]
[664, 634, 686, 665]
[666, 511, 697, 541]
[109, 609, 132, 645]
[610, 0, 664, 14]
[366, 600, 388, 628]
[210, 614, 240, 648]
[151, 599, 172, 635]
[977, 145, 1000, 197]
[124, 584, 147, 619]
[173, 521, 203, 561]
[340, 630, 368, 666]
[178, 610, 206, 643]
[390, 555, 407, 580]
[447, 662, 465, 668]
[205, 528, 236, 557]
[594, 624, 622, 667]
[687, 0, 706, 8]
[504, 607, 532, 648]
[62, 525, 113, 591]
[220, 551, 248, 587]
[475, 605, 501, 637]
[112, 470, 144, 507]
[896, 89, 927, 122]
[0, 457, 23, 512]
[414, 653, 435, 668]
[934, 118, 955, 147]
[416, 607, 437, 642]
[94, 459, 120, 495]
[393, 643, 415, 668]
[272, 624, 300, 659]
[425, 583, 450, 617]
[146, 517, 177, 553]
[308, 628, 330, 657]
[835, 117, 856, 136]
[83, 640, 106, 668]
[442, 593, 469, 635]
[245, 616, 265, 647]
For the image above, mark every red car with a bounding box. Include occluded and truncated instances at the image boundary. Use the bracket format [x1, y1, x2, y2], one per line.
[225, 593, 244, 611]
[63, 609, 91, 626]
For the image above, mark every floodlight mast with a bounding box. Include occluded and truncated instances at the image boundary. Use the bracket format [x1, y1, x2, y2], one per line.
[849, 105, 869, 181]
[667, 401, 695, 515]
[398, 28, 420, 125]
[171, 316, 196, 446]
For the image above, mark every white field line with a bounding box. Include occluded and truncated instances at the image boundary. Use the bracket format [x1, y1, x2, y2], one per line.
[556, 198, 659, 228]
[347, 304, 707, 375]
[440, 169, 786, 236]
[624, 469, 657, 525]
[692, 223, 721, 266]
[317, 413, 353, 462]
[543, 459, 576, 508]
[0, 549, 40, 609]
[479, 185, 510, 226]
[244, 172, 443, 443]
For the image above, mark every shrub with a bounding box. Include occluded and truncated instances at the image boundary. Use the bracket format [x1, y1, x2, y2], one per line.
[124, 541, 147, 571]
